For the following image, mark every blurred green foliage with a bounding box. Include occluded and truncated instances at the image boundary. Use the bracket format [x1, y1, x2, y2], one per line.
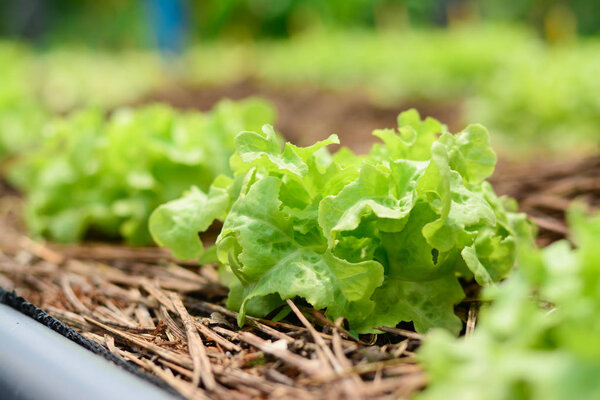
[0, 41, 166, 161]
[193, 0, 600, 38]
[419, 209, 600, 400]
[47, 0, 148, 47]
[0, 42, 48, 159]
[0, 0, 148, 48]
[8, 99, 275, 244]
[184, 25, 600, 153]
[1, 23, 599, 164]
[1, 0, 598, 48]
[479, 0, 600, 37]
[192, 0, 381, 38]
[466, 38, 600, 151]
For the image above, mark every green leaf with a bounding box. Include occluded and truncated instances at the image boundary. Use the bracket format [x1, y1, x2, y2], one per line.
[149, 177, 232, 260]
[461, 245, 494, 286]
[380, 202, 460, 282]
[439, 124, 497, 184]
[319, 161, 426, 246]
[371, 109, 446, 162]
[363, 273, 464, 334]
[234, 125, 306, 176]
[218, 176, 383, 328]
[420, 142, 496, 252]
[419, 209, 600, 400]
[237, 249, 384, 329]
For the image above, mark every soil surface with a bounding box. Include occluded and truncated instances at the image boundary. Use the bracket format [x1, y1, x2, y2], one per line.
[491, 155, 600, 246]
[140, 80, 463, 154]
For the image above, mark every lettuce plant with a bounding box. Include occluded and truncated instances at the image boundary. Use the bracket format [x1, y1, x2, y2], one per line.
[10, 98, 275, 244]
[151, 110, 532, 334]
[418, 209, 600, 400]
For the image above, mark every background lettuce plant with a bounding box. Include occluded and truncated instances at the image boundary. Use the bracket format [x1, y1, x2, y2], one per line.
[151, 109, 532, 334]
[418, 209, 600, 400]
[10, 98, 274, 244]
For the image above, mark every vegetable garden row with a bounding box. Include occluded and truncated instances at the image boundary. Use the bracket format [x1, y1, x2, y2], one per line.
[1, 23, 599, 400]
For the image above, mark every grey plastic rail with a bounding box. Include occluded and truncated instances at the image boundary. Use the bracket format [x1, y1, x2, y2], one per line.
[0, 303, 180, 400]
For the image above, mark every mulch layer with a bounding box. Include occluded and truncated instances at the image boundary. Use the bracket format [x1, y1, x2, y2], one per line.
[491, 155, 600, 246]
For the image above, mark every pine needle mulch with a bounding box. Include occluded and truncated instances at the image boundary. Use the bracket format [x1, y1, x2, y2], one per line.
[0, 154, 598, 400]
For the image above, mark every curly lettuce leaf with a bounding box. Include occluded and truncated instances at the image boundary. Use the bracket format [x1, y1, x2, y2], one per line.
[319, 161, 427, 246]
[218, 176, 384, 327]
[360, 273, 465, 334]
[149, 176, 232, 260]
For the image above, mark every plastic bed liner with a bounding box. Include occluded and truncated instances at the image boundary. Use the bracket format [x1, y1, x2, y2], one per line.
[0, 287, 183, 400]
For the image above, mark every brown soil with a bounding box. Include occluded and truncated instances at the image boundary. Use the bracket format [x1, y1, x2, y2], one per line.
[491, 155, 600, 246]
[139, 80, 463, 154]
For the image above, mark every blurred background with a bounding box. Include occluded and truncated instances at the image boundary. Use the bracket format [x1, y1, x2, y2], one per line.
[1, 0, 599, 158]
[3, 0, 600, 45]
[0, 4, 598, 398]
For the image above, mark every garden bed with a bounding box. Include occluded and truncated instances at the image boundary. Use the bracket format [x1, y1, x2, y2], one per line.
[1, 81, 598, 399]
[0, 188, 427, 399]
[1, 150, 598, 399]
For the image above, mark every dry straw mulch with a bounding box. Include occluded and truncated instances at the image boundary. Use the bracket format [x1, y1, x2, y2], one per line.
[0, 243, 425, 400]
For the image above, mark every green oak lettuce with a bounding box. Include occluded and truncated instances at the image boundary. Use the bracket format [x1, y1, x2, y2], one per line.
[418, 209, 600, 400]
[150, 109, 532, 334]
[10, 98, 275, 244]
